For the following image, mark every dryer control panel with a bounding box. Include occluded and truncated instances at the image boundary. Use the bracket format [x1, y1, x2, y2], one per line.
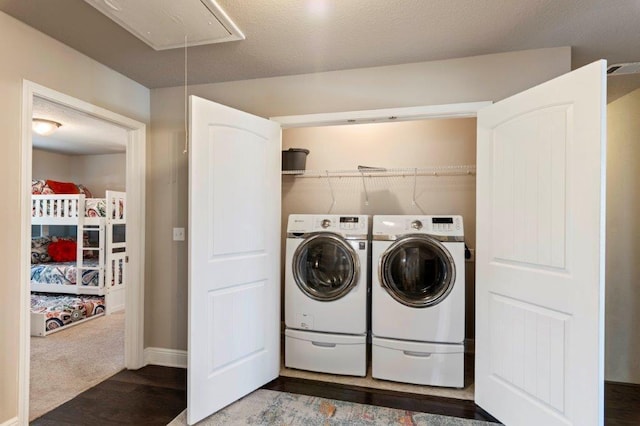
[373, 215, 464, 238]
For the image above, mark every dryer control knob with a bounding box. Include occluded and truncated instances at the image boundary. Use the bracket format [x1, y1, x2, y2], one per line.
[321, 219, 331, 228]
[411, 220, 423, 230]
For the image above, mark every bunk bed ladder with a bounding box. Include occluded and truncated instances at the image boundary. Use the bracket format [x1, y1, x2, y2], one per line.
[105, 191, 127, 314]
[75, 195, 86, 290]
[75, 194, 105, 297]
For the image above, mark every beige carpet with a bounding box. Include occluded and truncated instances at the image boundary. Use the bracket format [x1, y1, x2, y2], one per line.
[29, 310, 125, 421]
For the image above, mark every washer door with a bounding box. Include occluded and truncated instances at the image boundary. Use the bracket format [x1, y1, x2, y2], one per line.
[292, 233, 360, 301]
[379, 235, 456, 308]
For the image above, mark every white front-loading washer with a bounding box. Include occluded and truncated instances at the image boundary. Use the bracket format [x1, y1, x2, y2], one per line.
[371, 215, 465, 387]
[284, 214, 369, 376]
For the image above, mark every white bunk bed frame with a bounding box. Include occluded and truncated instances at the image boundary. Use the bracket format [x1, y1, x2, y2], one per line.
[31, 191, 127, 316]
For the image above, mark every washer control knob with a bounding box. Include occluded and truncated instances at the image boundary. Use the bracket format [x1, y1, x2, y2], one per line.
[411, 220, 423, 230]
[321, 219, 331, 228]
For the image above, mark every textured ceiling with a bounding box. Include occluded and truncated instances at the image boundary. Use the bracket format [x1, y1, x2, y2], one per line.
[33, 97, 127, 155]
[9, 1, 640, 155]
[1, 0, 640, 98]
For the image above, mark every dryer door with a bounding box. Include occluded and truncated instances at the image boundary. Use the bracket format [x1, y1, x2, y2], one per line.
[293, 233, 359, 301]
[379, 235, 456, 308]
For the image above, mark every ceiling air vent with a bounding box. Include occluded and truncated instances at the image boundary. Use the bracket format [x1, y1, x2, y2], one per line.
[84, 0, 244, 51]
[607, 62, 640, 76]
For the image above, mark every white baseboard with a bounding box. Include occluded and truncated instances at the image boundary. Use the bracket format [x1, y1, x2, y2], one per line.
[143, 347, 187, 369]
[0, 417, 18, 426]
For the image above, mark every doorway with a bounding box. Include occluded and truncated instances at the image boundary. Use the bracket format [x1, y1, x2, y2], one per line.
[18, 81, 146, 421]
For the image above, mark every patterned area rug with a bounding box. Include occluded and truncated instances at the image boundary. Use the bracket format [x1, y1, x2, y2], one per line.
[169, 389, 495, 425]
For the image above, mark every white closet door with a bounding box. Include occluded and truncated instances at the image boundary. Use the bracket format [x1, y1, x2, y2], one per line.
[475, 60, 607, 425]
[188, 95, 281, 425]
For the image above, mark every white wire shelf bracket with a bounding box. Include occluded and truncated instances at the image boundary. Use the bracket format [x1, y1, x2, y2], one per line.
[281, 165, 476, 178]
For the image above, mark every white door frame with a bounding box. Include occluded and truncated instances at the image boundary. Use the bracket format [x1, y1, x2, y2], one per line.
[18, 80, 146, 422]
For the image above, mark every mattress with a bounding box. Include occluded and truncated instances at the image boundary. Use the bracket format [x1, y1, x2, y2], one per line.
[31, 293, 105, 333]
[31, 259, 100, 287]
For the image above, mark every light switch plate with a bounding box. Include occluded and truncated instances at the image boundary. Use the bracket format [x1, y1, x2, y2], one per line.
[173, 227, 185, 241]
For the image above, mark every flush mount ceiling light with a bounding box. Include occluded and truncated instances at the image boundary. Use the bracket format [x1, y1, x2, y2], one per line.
[32, 118, 62, 136]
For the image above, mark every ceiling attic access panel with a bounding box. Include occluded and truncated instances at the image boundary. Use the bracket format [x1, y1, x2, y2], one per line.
[84, 0, 244, 50]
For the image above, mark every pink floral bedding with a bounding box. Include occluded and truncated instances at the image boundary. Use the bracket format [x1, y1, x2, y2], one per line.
[31, 179, 119, 218]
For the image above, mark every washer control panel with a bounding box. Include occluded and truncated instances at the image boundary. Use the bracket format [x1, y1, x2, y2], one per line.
[288, 214, 368, 235]
[431, 217, 457, 232]
[339, 216, 361, 230]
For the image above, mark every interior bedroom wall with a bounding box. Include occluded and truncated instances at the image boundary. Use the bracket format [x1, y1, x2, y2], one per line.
[148, 47, 571, 352]
[31, 150, 126, 197]
[0, 11, 149, 424]
[282, 118, 478, 338]
[605, 87, 640, 384]
[31, 149, 75, 182]
[74, 153, 127, 197]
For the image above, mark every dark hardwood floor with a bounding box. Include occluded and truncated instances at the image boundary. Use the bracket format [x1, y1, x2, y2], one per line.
[31, 366, 187, 426]
[263, 375, 499, 422]
[32, 366, 640, 425]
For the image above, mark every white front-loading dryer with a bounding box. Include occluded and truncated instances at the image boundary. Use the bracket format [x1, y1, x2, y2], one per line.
[284, 214, 369, 376]
[371, 215, 465, 387]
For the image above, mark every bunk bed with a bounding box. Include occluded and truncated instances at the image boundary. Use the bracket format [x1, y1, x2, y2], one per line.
[30, 183, 127, 336]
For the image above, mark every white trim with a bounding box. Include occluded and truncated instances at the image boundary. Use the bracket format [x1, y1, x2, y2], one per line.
[19, 81, 146, 424]
[0, 417, 18, 426]
[144, 347, 188, 369]
[270, 102, 492, 128]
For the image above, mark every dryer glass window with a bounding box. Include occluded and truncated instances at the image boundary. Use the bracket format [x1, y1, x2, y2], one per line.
[293, 234, 359, 301]
[380, 235, 455, 308]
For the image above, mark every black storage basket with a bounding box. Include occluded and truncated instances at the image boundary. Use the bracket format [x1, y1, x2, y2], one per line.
[282, 148, 310, 172]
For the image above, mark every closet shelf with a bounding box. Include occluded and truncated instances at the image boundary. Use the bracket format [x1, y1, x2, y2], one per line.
[282, 165, 476, 178]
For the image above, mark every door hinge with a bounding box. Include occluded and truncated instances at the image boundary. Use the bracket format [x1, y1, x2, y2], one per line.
[125, 255, 129, 263]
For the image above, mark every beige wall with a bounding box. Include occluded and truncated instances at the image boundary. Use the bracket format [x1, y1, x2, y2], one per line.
[0, 12, 149, 423]
[32, 150, 126, 197]
[149, 46, 571, 351]
[73, 153, 127, 197]
[31, 150, 74, 182]
[605, 88, 640, 384]
[282, 118, 478, 336]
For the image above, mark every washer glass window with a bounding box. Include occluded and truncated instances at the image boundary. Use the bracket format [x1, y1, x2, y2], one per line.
[380, 235, 455, 308]
[293, 233, 359, 301]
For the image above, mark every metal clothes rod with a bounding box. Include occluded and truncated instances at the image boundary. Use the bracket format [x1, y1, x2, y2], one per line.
[282, 165, 476, 178]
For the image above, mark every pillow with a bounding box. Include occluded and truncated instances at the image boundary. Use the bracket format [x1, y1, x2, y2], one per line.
[45, 180, 80, 194]
[31, 179, 46, 195]
[48, 239, 77, 262]
[77, 184, 93, 198]
[31, 236, 52, 264]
